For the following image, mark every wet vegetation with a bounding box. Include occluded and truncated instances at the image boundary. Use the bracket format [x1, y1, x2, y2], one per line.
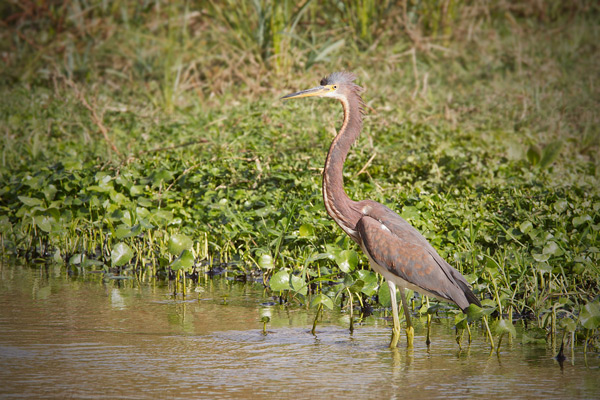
[1, 1, 599, 352]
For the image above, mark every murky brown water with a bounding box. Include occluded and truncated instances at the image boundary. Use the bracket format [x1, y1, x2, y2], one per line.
[0, 264, 598, 399]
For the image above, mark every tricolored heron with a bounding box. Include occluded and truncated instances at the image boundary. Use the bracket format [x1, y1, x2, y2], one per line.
[282, 72, 481, 348]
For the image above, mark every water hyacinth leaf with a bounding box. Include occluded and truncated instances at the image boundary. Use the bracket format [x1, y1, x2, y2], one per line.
[52, 249, 64, 264]
[18, 196, 43, 207]
[580, 301, 600, 330]
[130, 185, 145, 196]
[34, 215, 54, 233]
[480, 299, 497, 308]
[69, 253, 83, 265]
[455, 313, 468, 329]
[168, 233, 193, 255]
[519, 221, 533, 234]
[553, 200, 568, 213]
[121, 209, 132, 226]
[151, 169, 174, 186]
[342, 273, 355, 288]
[151, 209, 174, 224]
[269, 270, 291, 292]
[559, 318, 576, 333]
[573, 214, 592, 227]
[427, 303, 444, 315]
[111, 242, 134, 267]
[290, 274, 308, 296]
[465, 303, 483, 321]
[82, 258, 104, 268]
[532, 253, 550, 262]
[357, 270, 378, 296]
[335, 249, 359, 273]
[348, 279, 365, 294]
[307, 252, 331, 263]
[115, 224, 140, 239]
[493, 319, 516, 338]
[535, 262, 553, 273]
[542, 241, 560, 256]
[522, 329, 547, 344]
[258, 254, 274, 270]
[170, 250, 194, 271]
[43, 184, 57, 201]
[401, 206, 421, 221]
[378, 281, 391, 307]
[310, 293, 334, 310]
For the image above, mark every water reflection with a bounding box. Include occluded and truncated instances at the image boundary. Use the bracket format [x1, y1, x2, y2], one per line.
[0, 264, 598, 399]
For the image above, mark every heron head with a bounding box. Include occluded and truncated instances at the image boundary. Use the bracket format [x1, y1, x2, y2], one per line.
[282, 71, 360, 101]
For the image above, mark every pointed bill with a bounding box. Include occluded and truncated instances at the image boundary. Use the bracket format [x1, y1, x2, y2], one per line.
[281, 85, 329, 100]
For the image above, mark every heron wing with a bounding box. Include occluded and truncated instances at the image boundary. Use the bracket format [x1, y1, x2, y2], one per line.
[356, 208, 479, 310]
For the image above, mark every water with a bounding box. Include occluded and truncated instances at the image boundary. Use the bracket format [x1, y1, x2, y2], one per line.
[0, 264, 598, 399]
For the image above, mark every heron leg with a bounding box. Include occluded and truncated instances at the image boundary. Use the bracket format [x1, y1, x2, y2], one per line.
[387, 281, 401, 349]
[398, 288, 414, 347]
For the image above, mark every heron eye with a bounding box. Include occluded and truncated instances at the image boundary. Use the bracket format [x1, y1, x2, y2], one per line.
[332, 85, 338, 90]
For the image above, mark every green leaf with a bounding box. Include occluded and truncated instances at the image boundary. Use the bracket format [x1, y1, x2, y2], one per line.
[493, 319, 516, 337]
[522, 331, 547, 344]
[258, 254, 274, 270]
[465, 304, 483, 321]
[559, 318, 576, 333]
[573, 214, 592, 227]
[115, 224, 142, 239]
[348, 278, 365, 294]
[378, 282, 391, 308]
[111, 242, 134, 267]
[535, 262, 553, 273]
[553, 200, 568, 213]
[18, 196, 43, 207]
[455, 313, 468, 329]
[168, 233, 193, 256]
[299, 223, 315, 237]
[532, 253, 550, 262]
[335, 249, 358, 273]
[34, 215, 54, 233]
[580, 301, 600, 330]
[69, 253, 83, 265]
[526, 145, 541, 166]
[151, 209, 174, 224]
[290, 274, 308, 296]
[542, 241, 559, 256]
[519, 221, 533, 234]
[269, 270, 290, 292]
[310, 293, 333, 310]
[538, 140, 563, 170]
[357, 270, 378, 296]
[43, 184, 57, 201]
[170, 250, 195, 271]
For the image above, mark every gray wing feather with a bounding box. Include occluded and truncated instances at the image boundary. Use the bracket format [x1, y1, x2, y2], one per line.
[356, 202, 480, 310]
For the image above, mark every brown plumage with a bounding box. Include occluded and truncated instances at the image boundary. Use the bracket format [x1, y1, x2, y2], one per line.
[283, 72, 480, 348]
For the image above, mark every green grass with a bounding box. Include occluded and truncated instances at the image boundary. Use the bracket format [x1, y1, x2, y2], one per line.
[0, 1, 599, 349]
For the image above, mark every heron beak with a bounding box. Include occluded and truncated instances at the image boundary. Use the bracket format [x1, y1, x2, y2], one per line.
[281, 85, 329, 100]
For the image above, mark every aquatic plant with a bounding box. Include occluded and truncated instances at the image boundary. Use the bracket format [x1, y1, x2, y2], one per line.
[0, 0, 598, 349]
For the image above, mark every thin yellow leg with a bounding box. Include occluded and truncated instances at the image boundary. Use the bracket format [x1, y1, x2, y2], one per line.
[388, 281, 401, 349]
[399, 288, 414, 347]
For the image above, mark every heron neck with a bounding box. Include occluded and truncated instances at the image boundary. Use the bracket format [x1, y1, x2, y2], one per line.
[322, 94, 363, 237]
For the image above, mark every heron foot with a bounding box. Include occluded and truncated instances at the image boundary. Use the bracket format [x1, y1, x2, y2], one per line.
[389, 326, 401, 349]
[406, 326, 414, 348]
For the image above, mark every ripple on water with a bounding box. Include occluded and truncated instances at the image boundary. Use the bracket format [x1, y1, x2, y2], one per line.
[1, 266, 599, 400]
